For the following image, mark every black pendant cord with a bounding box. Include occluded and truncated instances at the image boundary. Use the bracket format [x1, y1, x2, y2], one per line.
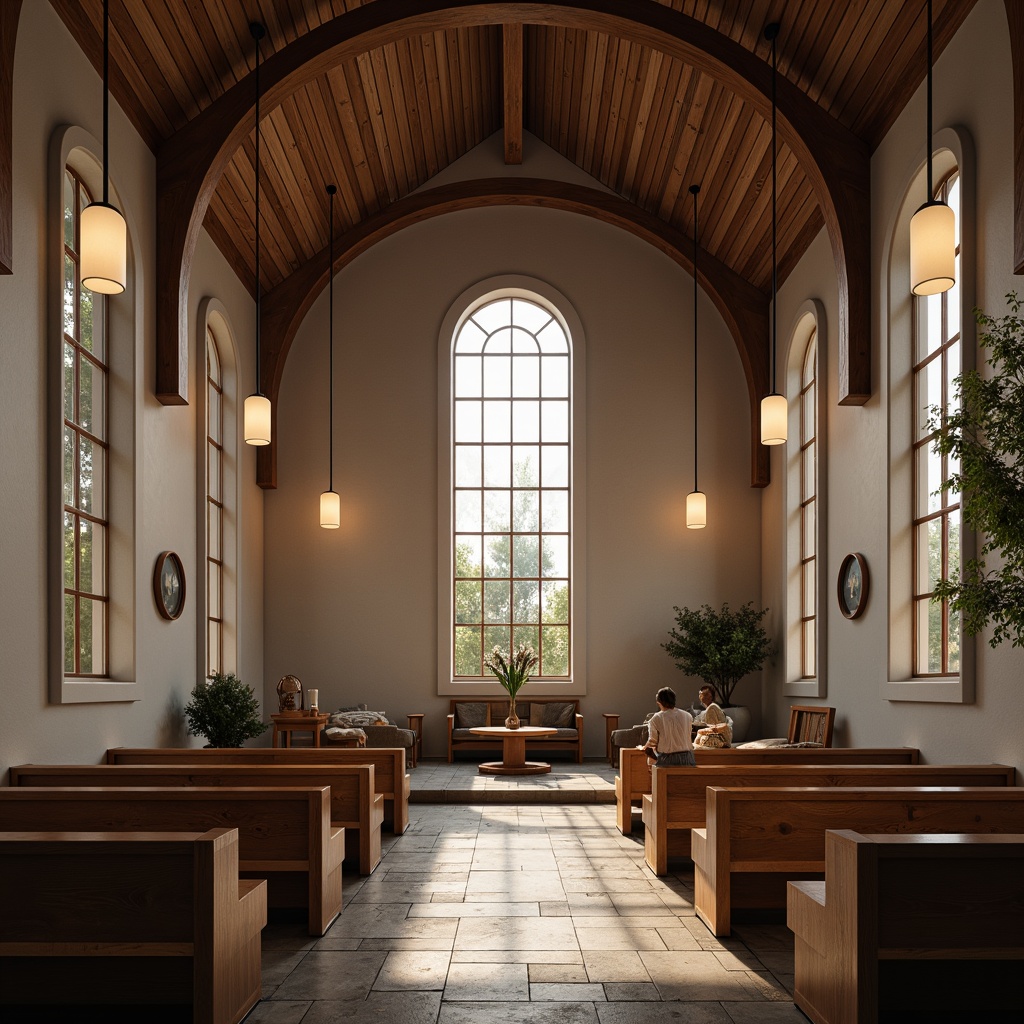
[252, 22, 265, 397]
[926, 0, 933, 199]
[102, 0, 109, 206]
[770, 25, 778, 397]
[327, 185, 336, 493]
[690, 183, 700, 494]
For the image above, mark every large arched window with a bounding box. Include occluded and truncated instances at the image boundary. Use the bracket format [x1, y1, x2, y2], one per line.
[912, 170, 961, 677]
[451, 295, 572, 680]
[798, 331, 818, 679]
[206, 327, 224, 676]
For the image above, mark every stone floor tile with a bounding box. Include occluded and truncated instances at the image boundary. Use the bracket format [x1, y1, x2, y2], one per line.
[466, 870, 565, 899]
[357, 936, 456, 950]
[439, 1001, 599, 1024]
[383, 870, 471, 883]
[350, 882, 466, 902]
[472, 850, 559, 870]
[582, 950, 651, 982]
[713, 948, 767, 972]
[455, 915, 580, 951]
[603, 983, 662, 1001]
[653, 927, 704, 950]
[475, 835, 555, 848]
[562, 876, 656, 893]
[260, 924, 320, 951]
[608, 893, 678, 916]
[373, 949, 451, 990]
[299, 992, 443, 1024]
[318, 916, 458, 943]
[529, 963, 590, 983]
[595, 1003, 734, 1023]
[638, 950, 773, 1002]
[243, 1000, 312, 1023]
[451, 949, 584, 964]
[722, 1003, 809, 1023]
[574, 923, 670, 951]
[431, 892, 467, 903]
[740, 971, 794, 1002]
[540, 900, 572, 916]
[443, 962, 530, 1000]
[531, 982, 607, 1000]
[270, 950, 386, 1001]
[410, 901, 540, 918]
[752, 951, 794, 976]
[261, 950, 309, 997]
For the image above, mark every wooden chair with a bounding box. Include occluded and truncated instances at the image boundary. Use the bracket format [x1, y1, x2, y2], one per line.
[788, 705, 835, 746]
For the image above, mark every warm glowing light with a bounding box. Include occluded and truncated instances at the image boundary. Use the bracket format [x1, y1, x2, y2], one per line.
[244, 393, 272, 446]
[80, 201, 126, 294]
[760, 393, 788, 446]
[686, 490, 707, 530]
[320, 490, 340, 529]
[910, 200, 955, 295]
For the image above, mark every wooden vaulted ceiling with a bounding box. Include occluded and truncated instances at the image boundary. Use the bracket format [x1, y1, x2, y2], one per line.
[51, 0, 977, 299]
[40, 0, 987, 489]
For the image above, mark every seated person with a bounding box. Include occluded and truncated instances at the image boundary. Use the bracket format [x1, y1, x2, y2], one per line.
[642, 686, 696, 767]
[689, 685, 716, 724]
[693, 702, 732, 748]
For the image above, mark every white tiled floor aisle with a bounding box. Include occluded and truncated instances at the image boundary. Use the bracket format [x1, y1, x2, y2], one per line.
[248, 800, 804, 1023]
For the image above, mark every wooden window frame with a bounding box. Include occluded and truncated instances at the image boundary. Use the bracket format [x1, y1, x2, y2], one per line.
[206, 327, 224, 677]
[798, 331, 817, 680]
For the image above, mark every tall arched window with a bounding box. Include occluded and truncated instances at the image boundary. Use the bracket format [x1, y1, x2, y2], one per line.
[798, 330, 817, 679]
[206, 327, 224, 676]
[63, 167, 109, 677]
[451, 295, 572, 680]
[912, 170, 961, 677]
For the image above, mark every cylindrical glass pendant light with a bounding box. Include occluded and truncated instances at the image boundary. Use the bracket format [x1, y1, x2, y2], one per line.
[244, 22, 272, 447]
[320, 185, 340, 529]
[910, 0, 955, 296]
[686, 183, 707, 530]
[80, 0, 127, 295]
[760, 22, 788, 447]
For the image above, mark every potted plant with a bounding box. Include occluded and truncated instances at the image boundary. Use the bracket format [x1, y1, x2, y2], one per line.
[184, 672, 268, 748]
[662, 602, 776, 741]
[484, 643, 538, 729]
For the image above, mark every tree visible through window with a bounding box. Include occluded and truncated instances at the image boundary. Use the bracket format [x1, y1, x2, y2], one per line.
[63, 168, 108, 676]
[913, 170, 961, 676]
[452, 296, 571, 678]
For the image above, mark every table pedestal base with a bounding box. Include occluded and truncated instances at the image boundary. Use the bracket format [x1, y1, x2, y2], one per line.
[478, 761, 551, 776]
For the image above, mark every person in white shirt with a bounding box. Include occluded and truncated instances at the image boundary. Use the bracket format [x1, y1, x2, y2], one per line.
[689, 684, 716, 723]
[644, 687, 696, 767]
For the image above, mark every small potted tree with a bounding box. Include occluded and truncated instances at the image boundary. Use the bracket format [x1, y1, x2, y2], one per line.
[184, 672, 268, 748]
[662, 602, 775, 741]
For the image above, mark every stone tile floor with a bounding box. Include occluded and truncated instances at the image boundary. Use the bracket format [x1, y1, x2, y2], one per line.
[410, 759, 618, 803]
[248, 794, 804, 1023]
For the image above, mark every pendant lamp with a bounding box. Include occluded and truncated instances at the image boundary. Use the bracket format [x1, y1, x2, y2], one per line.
[320, 185, 340, 530]
[244, 22, 272, 446]
[80, 0, 127, 295]
[760, 22, 788, 447]
[910, 0, 955, 296]
[686, 184, 707, 530]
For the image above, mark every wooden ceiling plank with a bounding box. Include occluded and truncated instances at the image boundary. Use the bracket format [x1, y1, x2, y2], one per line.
[207, 160, 257, 295]
[440, 28, 468, 157]
[366, 46, 410, 197]
[318, 70, 377, 221]
[557, 27, 579, 157]
[565, 29, 591, 166]
[422, 30, 454, 166]
[654, 63, 703, 221]
[382, 41, 424, 188]
[144, 0, 222, 113]
[203, 189, 254, 296]
[503, 23, 523, 163]
[632, 53, 684, 207]
[455, 27, 478, 149]
[401, 35, 436, 181]
[468, 26, 487, 143]
[620, 48, 664, 200]
[580, 31, 609, 174]
[595, 36, 630, 186]
[338, 60, 391, 206]
[605, 41, 644, 191]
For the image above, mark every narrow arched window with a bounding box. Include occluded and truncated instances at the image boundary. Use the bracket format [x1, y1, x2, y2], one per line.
[206, 327, 224, 676]
[798, 330, 817, 679]
[912, 170, 961, 676]
[451, 295, 572, 679]
[62, 167, 108, 677]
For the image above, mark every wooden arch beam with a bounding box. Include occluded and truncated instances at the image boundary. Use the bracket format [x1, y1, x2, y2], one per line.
[0, 0, 23, 275]
[155, 0, 870, 410]
[254, 177, 769, 490]
[503, 24, 523, 164]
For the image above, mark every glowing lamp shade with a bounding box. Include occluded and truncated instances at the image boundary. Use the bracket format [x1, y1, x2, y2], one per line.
[760, 393, 788, 446]
[320, 490, 340, 529]
[244, 393, 272, 446]
[80, 202, 126, 294]
[686, 490, 707, 530]
[910, 200, 955, 296]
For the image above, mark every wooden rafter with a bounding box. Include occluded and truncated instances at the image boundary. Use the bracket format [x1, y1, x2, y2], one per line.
[0, 0, 22, 275]
[503, 23, 523, 164]
[254, 178, 770, 491]
[153, 0, 870, 415]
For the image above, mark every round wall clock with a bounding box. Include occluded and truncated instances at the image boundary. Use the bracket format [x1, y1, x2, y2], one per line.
[154, 551, 186, 620]
[837, 552, 869, 619]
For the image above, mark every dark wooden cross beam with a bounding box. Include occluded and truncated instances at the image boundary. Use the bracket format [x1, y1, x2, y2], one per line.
[503, 23, 523, 164]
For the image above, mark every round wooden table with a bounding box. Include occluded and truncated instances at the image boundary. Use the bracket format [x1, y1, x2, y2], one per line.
[469, 725, 558, 775]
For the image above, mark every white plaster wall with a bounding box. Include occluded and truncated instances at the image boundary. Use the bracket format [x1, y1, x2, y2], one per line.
[265, 139, 763, 756]
[0, 1, 265, 772]
[764, 0, 1024, 770]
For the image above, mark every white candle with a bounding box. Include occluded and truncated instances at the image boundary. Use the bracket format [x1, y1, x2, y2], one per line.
[308, 689, 319, 712]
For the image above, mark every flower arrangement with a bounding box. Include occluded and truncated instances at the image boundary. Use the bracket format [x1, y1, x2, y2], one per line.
[484, 643, 538, 698]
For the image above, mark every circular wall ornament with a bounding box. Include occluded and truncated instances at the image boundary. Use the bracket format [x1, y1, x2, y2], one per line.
[837, 552, 869, 619]
[153, 551, 186, 620]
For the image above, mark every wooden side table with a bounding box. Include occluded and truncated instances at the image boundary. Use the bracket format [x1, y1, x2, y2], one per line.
[271, 712, 329, 748]
[468, 726, 557, 775]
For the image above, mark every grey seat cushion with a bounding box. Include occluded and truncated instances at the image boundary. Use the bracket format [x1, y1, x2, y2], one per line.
[454, 702, 488, 728]
[363, 725, 415, 749]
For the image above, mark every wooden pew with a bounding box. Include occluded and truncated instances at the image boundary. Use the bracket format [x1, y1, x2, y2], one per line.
[0, 827, 265, 1024]
[615, 745, 922, 834]
[107, 745, 410, 835]
[640, 762, 1015, 875]
[788, 830, 1024, 1024]
[693, 785, 1024, 936]
[10, 762, 383, 875]
[0, 785, 342, 936]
